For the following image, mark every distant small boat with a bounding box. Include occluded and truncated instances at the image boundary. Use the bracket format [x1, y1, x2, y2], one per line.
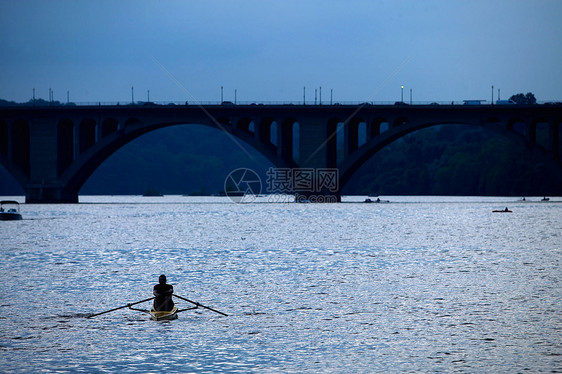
[493, 208, 512, 213]
[149, 306, 178, 321]
[541, 197, 550, 202]
[365, 198, 389, 203]
[0, 200, 22, 220]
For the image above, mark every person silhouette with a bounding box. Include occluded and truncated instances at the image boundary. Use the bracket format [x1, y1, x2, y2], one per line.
[153, 274, 174, 311]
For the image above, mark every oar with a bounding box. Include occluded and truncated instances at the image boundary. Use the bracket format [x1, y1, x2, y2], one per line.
[173, 294, 228, 316]
[87, 296, 155, 318]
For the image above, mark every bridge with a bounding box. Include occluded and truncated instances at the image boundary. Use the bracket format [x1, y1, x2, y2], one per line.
[1, 103, 561, 203]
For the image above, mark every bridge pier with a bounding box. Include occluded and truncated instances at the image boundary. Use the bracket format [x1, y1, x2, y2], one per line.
[22, 119, 80, 203]
[297, 118, 341, 202]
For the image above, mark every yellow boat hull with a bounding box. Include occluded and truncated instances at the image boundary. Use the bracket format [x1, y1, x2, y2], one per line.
[149, 306, 178, 321]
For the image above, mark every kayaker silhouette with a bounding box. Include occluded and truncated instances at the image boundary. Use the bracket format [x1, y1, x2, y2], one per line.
[153, 274, 174, 311]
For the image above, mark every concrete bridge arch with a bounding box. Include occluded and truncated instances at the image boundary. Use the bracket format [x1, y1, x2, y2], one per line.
[337, 111, 561, 191]
[62, 118, 298, 203]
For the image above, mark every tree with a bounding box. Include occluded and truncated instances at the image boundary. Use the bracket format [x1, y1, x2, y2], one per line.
[509, 92, 537, 105]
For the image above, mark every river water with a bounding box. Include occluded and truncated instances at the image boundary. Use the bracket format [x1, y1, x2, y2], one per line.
[0, 195, 560, 373]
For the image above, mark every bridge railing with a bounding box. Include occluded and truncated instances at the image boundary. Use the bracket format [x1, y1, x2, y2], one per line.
[2, 100, 440, 107]
[1, 100, 559, 108]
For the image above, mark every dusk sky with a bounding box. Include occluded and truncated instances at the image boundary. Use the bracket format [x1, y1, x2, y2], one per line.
[1, 0, 561, 104]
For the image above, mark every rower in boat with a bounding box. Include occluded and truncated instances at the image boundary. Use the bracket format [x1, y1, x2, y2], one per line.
[493, 207, 512, 213]
[149, 274, 178, 320]
[88, 276, 228, 319]
[153, 274, 174, 311]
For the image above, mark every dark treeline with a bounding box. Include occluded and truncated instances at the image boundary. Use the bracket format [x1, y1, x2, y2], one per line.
[346, 125, 561, 196]
[1, 124, 560, 196]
